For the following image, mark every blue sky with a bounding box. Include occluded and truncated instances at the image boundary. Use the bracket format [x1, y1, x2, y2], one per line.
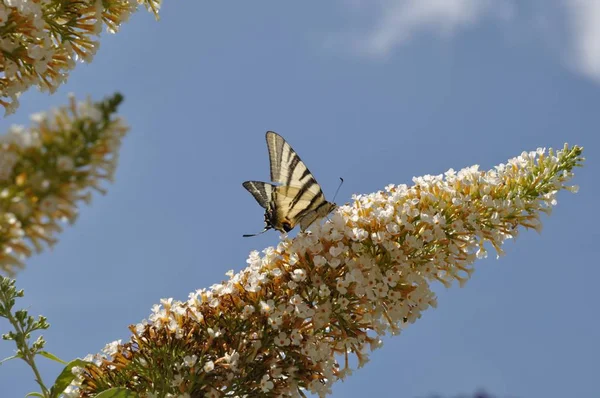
[1, 1, 598, 397]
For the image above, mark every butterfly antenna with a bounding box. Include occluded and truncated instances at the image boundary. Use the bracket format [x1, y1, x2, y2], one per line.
[332, 177, 344, 203]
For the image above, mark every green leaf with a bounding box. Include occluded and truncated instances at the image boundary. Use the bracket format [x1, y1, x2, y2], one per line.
[25, 393, 44, 397]
[0, 353, 22, 365]
[95, 388, 139, 398]
[39, 350, 67, 364]
[49, 358, 89, 398]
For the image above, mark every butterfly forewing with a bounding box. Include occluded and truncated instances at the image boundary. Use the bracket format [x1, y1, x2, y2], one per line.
[266, 131, 314, 187]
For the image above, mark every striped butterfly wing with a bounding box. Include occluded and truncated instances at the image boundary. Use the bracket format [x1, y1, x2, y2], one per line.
[266, 131, 318, 188]
[242, 181, 274, 209]
[298, 201, 337, 232]
[272, 184, 333, 232]
[242, 181, 277, 237]
[243, 131, 336, 236]
[266, 131, 335, 231]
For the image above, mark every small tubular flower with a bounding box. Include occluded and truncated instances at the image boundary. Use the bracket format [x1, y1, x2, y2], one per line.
[74, 144, 583, 397]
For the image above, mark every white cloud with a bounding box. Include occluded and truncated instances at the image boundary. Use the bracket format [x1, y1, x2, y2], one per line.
[352, 0, 512, 57]
[563, 0, 600, 82]
[335, 0, 600, 84]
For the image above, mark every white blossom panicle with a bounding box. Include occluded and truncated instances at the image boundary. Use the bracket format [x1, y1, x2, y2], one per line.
[0, 93, 128, 276]
[75, 145, 583, 397]
[0, 0, 161, 115]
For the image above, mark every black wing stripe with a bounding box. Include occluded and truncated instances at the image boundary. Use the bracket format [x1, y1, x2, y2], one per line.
[267, 132, 286, 183]
[294, 190, 325, 220]
[289, 179, 318, 209]
[286, 152, 301, 186]
[298, 167, 311, 181]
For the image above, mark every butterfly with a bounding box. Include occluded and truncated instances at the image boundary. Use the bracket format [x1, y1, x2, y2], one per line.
[243, 131, 339, 237]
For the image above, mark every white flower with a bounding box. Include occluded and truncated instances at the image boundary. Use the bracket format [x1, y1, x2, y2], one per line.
[223, 350, 240, 371]
[313, 255, 327, 267]
[329, 258, 341, 268]
[289, 295, 303, 306]
[260, 374, 274, 392]
[313, 301, 332, 330]
[329, 242, 346, 257]
[288, 253, 299, 265]
[374, 282, 389, 298]
[61, 385, 80, 398]
[318, 284, 331, 297]
[290, 329, 303, 345]
[293, 301, 315, 318]
[246, 250, 261, 266]
[349, 227, 368, 241]
[384, 269, 400, 287]
[275, 332, 290, 346]
[291, 269, 306, 282]
[241, 304, 255, 319]
[287, 280, 298, 289]
[183, 355, 197, 367]
[268, 314, 283, 329]
[260, 300, 275, 314]
[102, 340, 121, 357]
[329, 228, 343, 241]
[207, 328, 221, 338]
[336, 278, 348, 294]
[203, 361, 215, 372]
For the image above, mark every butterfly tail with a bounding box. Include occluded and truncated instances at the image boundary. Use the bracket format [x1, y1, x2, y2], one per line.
[242, 227, 270, 238]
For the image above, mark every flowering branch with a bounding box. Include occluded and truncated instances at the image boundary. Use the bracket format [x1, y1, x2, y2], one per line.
[0, 93, 129, 276]
[0, 0, 161, 115]
[73, 145, 583, 397]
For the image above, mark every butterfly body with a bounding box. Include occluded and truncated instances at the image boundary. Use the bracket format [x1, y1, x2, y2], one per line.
[243, 131, 336, 237]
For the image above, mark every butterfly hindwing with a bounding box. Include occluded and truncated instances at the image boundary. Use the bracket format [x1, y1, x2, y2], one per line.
[242, 181, 274, 209]
[299, 201, 337, 232]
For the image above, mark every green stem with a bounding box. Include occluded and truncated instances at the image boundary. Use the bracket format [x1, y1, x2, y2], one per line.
[2, 307, 50, 397]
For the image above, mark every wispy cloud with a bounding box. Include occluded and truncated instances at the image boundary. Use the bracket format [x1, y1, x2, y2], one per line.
[336, 0, 600, 84]
[563, 0, 600, 82]
[349, 0, 512, 57]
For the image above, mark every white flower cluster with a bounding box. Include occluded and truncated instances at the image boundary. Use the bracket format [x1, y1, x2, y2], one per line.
[77, 145, 581, 397]
[0, 95, 128, 275]
[0, 0, 159, 115]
